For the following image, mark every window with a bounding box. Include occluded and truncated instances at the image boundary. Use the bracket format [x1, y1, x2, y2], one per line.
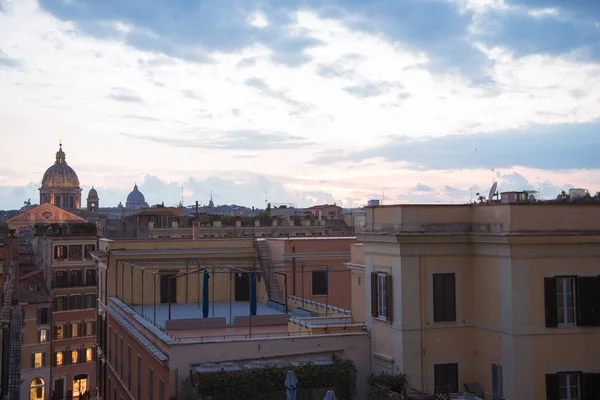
[55, 324, 66, 339]
[86, 347, 94, 362]
[84, 245, 96, 260]
[30, 378, 45, 400]
[55, 351, 64, 366]
[36, 308, 49, 325]
[71, 349, 79, 364]
[108, 327, 112, 364]
[85, 320, 96, 336]
[32, 352, 44, 368]
[71, 270, 82, 286]
[38, 329, 48, 343]
[69, 294, 82, 310]
[433, 273, 457, 323]
[54, 296, 67, 312]
[544, 276, 600, 328]
[120, 337, 124, 378]
[54, 245, 67, 260]
[370, 272, 393, 322]
[85, 269, 97, 286]
[71, 322, 80, 338]
[114, 332, 118, 369]
[434, 363, 459, 393]
[55, 271, 68, 287]
[158, 378, 164, 400]
[149, 368, 154, 400]
[311, 270, 329, 296]
[84, 294, 96, 309]
[68, 245, 83, 260]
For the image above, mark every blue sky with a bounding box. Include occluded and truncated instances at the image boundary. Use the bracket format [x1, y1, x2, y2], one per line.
[0, 0, 599, 209]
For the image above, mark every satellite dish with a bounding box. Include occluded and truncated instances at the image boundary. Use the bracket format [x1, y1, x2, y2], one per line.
[488, 182, 498, 201]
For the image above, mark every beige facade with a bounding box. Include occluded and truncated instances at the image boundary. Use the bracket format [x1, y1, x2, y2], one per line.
[359, 203, 600, 399]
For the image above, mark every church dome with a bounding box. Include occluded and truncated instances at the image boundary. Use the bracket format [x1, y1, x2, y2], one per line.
[88, 187, 98, 198]
[41, 144, 80, 188]
[126, 184, 149, 209]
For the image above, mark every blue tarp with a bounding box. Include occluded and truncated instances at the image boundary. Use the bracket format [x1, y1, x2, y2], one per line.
[203, 271, 210, 318]
[250, 271, 257, 316]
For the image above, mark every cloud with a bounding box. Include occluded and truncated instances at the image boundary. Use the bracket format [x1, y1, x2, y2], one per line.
[121, 130, 313, 150]
[108, 87, 142, 103]
[414, 183, 434, 192]
[344, 83, 384, 98]
[245, 77, 313, 114]
[0, 49, 19, 67]
[350, 121, 600, 170]
[247, 11, 268, 28]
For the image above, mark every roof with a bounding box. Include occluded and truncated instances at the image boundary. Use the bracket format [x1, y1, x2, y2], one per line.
[126, 184, 146, 204]
[305, 204, 342, 210]
[41, 144, 80, 188]
[19, 273, 51, 304]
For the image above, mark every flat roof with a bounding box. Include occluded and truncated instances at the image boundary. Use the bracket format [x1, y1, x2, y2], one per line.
[133, 301, 285, 328]
[111, 248, 255, 256]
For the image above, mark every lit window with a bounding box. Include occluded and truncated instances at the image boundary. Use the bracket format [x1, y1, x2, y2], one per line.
[56, 352, 64, 366]
[86, 348, 93, 362]
[56, 324, 65, 339]
[71, 349, 79, 364]
[34, 352, 43, 368]
[39, 329, 48, 343]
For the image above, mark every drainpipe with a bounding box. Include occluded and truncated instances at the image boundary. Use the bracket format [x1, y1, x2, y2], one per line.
[292, 244, 296, 296]
[419, 244, 426, 393]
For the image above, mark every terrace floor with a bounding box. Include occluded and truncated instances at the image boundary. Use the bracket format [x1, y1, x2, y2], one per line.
[133, 301, 285, 328]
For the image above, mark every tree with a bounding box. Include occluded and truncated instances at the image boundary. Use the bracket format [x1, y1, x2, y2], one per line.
[266, 202, 271, 214]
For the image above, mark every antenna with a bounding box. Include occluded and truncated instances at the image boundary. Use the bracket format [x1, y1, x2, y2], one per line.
[488, 182, 498, 202]
[537, 177, 541, 200]
[265, 190, 268, 208]
[181, 187, 184, 207]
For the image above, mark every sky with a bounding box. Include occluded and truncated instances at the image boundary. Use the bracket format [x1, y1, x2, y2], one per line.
[1, 0, 600, 209]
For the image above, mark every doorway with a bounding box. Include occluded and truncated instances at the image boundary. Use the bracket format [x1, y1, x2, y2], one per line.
[160, 274, 177, 304]
[54, 378, 65, 400]
[235, 272, 250, 301]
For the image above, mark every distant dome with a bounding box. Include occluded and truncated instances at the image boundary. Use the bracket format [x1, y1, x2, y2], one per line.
[125, 184, 149, 209]
[41, 144, 80, 188]
[88, 187, 98, 198]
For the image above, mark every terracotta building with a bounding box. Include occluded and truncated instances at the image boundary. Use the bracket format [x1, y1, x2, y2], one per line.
[357, 202, 600, 399]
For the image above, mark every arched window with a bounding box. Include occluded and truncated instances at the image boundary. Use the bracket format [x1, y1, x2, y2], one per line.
[30, 377, 44, 400]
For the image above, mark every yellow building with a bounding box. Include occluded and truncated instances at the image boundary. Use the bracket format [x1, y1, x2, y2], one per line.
[358, 203, 600, 399]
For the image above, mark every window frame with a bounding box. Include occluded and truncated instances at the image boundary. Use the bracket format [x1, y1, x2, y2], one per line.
[556, 276, 577, 327]
[371, 271, 393, 322]
[432, 273, 457, 323]
[559, 372, 581, 400]
[377, 273, 387, 320]
[38, 328, 48, 343]
[311, 270, 329, 296]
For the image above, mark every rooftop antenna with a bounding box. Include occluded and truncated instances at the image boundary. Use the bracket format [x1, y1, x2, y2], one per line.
[265, 190, 268, 209]
[488, 181, 498, 202]
[181, 187, 184, 207]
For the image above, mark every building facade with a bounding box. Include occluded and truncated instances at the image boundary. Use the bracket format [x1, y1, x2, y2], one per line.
[33, 223, 98, 399]
[358, 203, 600, 399]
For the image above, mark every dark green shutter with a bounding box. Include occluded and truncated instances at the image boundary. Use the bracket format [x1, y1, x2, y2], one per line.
[545, 374, 559, 400]
[544, 278, 558, 328]
[581, 373, 600, 400]
[42, 352, 46, 367]
[36, 309, 41, 325]
[385, 274, 393, 323]
[31, 353, 35, 368]
[371, 272, 378, 317]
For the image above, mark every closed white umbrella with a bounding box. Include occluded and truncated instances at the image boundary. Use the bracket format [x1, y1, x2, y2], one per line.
[323, 390, 338, 400]
[285, 370, 298, 400]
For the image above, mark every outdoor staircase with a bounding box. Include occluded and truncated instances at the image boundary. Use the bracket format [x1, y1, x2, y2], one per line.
[255, 239, 284, 304]
[6, 304, 22, 400]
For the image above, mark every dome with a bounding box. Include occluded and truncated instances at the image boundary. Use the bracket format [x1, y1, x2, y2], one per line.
[88, 187, 98, 198]
[126, 184, 149, 209]
[41, 144, 80, 188]
[127, 184, 145, 203]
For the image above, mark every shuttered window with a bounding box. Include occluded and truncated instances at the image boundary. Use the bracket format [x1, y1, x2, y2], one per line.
[311, 271, 329, 296]
[546, 372, 600, 400]
[433, 273, 456, 322]
[370, 272, 393, 322]
[544, 276, 600, 328]
[434, 363, 459, 393]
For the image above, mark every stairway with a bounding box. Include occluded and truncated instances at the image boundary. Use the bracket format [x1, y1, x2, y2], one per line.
[6, 304, 22, 400]
[255, 239, 284, 303]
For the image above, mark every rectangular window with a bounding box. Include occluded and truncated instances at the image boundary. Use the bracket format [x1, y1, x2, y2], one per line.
[54, 296, 67, 312]
[37, 307, 49, 325]
[544, 276, 600, 328]
[54, 245, 67, 260]
[69, 294, 83, 310]
[55, 271, 68, 287]
[84, 244, 96, 259]
[149, 368, 154, 400]
[114, 332, 118, 369]
[71, 349, 79, 364]
[68, 245, 83, 260]
[33, 352, 44, 368]
[559, 373, 580, 400]
[71, 269, 82, 286]
[120, 337, 124, 378]
[311, 270, 329, 296]
[545, 372, 594, 400]
[370, 272, 393, 322]
[84, 294, 97, 309]
[86, 347, 94, 362]
[55, 324, 66, 339]
[434, 363, 459, 393]
[85, 268, 97, 286]
[71, 322, 80, 338]
[55, 351, 64, 366]
[158, 378, 164, 400]
[85, 320, 96, 336]
[557, 277, 576, 326]
[39, 329, 48, 343]
[433, 273, 456, 323]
